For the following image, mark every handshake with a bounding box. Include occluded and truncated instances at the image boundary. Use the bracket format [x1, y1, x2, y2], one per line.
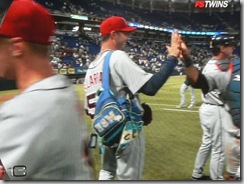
[166, 29, 193, 67]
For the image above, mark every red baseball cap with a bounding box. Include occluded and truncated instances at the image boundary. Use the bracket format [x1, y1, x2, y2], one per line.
[100, 16, 136, 36]
[0, 0, 55, 45]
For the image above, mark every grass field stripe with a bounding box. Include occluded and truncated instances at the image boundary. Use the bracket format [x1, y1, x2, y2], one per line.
[163, 108, 199, 113]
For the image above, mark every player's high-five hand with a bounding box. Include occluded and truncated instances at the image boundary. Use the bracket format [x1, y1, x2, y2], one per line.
[166, 29, 181, 58]
[180, 40, 191, 60]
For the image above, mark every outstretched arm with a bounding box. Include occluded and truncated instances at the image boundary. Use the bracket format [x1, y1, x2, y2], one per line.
[139, 30, 181, 95]
[180, 40, 209, 94]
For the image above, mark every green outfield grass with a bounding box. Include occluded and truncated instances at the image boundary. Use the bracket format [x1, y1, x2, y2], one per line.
[0, 75, 210, 180]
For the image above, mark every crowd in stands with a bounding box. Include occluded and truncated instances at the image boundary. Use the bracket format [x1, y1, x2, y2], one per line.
[50, 31, 213, 75]
[50, 33, 96, 71]
[37, 0, 240, 32]
[33, 0, 239, 75]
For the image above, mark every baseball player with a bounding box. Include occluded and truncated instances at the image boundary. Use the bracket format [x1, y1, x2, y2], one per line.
[84, 16, 181, 180]
[180, 35, 237, 180]
[0, 0, 93, 180]
[176, 78, 195, 108]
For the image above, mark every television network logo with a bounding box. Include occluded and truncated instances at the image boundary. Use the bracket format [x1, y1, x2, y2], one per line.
[195, 1, 229, 8]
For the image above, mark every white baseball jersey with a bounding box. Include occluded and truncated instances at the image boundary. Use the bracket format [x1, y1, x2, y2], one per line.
[0, 75, 93, 180]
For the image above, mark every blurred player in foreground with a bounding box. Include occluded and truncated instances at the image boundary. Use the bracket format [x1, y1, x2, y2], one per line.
[0, 0, 93, 180]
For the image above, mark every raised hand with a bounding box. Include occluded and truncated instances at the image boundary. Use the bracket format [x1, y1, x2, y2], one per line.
[179, 37, 193, 67]
[166, 29, 181, 58]
[180, 40, 191, 60]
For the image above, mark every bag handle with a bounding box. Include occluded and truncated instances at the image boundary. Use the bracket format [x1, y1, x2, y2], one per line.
[102, 51, 114, 90]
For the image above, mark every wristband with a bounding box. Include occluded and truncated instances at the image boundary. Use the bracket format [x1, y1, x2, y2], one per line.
[183, 58, 193, 67]
[167, 55, 177, 60]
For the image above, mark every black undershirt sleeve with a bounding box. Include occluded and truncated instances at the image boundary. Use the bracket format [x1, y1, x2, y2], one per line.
[138, 56, 178, 96]
[190, 73, 209, 95]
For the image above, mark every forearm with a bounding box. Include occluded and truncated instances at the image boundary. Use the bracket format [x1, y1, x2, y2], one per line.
[184, 60, 209, 94]
[139, 56, 178, 96]
[185, 65, 200, 85]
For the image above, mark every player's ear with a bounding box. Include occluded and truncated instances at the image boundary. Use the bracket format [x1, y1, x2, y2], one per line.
[9, 37, 25, 57]
[109, 31, 117, 39]
[220, 45, 227, 52]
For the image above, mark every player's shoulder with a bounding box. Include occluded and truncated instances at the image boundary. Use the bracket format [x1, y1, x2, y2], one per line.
[110, 50, 132, 65]
[206, 57, 232, 71]
[112, 50, 128, 57]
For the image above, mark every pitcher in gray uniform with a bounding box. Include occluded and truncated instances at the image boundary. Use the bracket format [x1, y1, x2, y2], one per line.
[179, 35, 237, 180]
[0, 0, 93, 180]
[84, 16, 182, 180]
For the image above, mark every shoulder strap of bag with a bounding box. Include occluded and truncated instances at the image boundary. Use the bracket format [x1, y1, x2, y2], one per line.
[102, 51, 114, 90]
[102, 51, 134, 99]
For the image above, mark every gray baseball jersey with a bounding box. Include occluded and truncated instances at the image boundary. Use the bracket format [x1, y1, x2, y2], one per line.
[202, 57, 233, 105]
[0, 75, 93, 180]
[84, 50, 152, 180]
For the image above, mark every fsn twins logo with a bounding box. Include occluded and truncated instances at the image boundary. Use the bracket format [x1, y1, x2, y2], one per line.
[195, 1, 229, 8]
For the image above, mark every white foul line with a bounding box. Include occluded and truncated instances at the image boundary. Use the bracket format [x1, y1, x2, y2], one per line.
[163, 108, 199, 113]
[148, 103, 200, 113]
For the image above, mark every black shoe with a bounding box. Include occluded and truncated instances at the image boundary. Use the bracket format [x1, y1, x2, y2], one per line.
[192, 175, 211, 180]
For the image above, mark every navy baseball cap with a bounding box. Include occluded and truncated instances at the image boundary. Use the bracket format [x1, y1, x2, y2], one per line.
[0, 0, 55, 45]
[210, 35, 236, 48]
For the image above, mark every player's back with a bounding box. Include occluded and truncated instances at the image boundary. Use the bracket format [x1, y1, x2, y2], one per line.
[0, 75, 93, 180]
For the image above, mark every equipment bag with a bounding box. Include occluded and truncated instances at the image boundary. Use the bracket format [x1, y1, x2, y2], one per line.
[93, 51, 144, 150]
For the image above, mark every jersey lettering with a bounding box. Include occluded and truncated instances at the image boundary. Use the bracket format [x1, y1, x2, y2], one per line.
[85, 72, 103, 90]
[87, 93, 96, 109]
